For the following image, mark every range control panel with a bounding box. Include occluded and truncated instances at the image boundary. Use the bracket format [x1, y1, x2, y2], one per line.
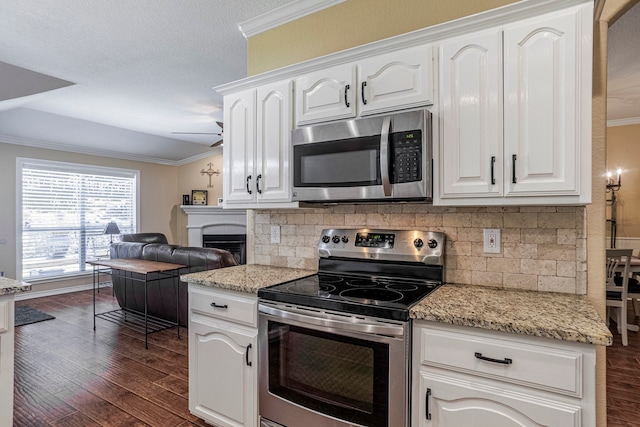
[318, 228, 445, 266]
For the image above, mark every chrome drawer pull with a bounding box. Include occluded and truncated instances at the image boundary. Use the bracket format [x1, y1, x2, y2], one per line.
[474, 352, 512, 365]
[210, 302, 228, 309]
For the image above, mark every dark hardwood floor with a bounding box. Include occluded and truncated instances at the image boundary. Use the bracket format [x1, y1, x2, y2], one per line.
[13, 285, 206, 427]
[13, 287, 640, 426]
[607, 306, 640, 427]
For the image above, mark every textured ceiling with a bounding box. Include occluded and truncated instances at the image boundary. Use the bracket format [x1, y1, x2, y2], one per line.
[607, 1, 640, 123]
[0, 0, 294, 163]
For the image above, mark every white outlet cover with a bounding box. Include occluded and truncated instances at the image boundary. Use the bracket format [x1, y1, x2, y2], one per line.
[271, 225, 281, 244]
[483, 228, 501, 253]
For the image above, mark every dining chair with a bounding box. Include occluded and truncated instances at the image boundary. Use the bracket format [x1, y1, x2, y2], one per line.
[606, 248, 633, 346]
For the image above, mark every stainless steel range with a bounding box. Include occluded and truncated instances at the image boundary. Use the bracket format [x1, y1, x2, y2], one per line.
[258, 228, 445, 427]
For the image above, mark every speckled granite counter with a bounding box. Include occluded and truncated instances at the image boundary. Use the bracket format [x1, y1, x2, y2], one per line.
[410, 284, 612, 346]
[181, 264, 316, 294]
[0, 277, 31, 296]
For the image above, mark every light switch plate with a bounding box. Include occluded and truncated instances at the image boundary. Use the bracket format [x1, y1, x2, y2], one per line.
[483, 229, 500, 253]
[271, 225, 281, 244]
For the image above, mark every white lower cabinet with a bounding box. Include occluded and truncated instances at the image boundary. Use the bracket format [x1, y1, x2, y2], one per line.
[0, 296, 15, 427]
[189, 285, 258, 427]
[412, 321, 596, 427]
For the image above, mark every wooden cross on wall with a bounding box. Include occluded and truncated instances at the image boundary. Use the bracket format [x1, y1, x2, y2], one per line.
[200, 162, 220, 188]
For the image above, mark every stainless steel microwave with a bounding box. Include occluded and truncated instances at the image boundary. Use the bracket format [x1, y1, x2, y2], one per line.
[291, 109, 432, 203]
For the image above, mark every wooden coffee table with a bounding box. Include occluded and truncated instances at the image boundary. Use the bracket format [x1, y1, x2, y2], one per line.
[87, 258, 186, 349]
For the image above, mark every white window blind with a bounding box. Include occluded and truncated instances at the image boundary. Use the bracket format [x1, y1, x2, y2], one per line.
[18, 159, 138, 280]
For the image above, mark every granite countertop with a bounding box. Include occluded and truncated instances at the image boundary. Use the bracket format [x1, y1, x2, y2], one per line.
[181, 264, 317, 294]
[0, 277, 32, 296]
[411, 284, 612, 346]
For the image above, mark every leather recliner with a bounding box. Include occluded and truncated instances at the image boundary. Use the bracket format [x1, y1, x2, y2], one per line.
[109, 234, 237, 327]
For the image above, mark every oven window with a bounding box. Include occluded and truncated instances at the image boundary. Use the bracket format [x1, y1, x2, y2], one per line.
[267, 321, 389, 427]
[293, 135, 381, 187]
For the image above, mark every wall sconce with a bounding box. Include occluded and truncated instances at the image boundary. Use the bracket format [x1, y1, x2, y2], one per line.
[606, 167, 622, 192]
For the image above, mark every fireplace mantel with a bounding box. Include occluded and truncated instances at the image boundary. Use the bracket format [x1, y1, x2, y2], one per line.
[180, 205, 247, 247]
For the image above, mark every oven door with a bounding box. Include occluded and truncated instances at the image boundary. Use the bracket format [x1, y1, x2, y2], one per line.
[258, 302, 409, 427]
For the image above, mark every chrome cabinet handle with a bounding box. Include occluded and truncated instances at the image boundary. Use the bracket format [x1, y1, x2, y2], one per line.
[246, 343, 252, 366]
[490, 156, 496, 185]
[475, 352, 513, 365]
[361, 81, 367, 104]
[246, 175, 252, 194]
[344, 84, 350, 108]
[210, 302, 228, 309]
[512, 155, 517, 184]
[256, 174, 262, 194]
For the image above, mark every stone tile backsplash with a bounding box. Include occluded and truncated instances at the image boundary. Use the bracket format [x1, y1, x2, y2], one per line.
[248, 204, 587, 295]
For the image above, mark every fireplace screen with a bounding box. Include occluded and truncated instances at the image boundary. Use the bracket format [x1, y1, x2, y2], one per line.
[202, 234, 246, 265]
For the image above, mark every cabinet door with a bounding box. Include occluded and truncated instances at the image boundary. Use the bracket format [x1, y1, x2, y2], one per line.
[295, 63, 356, 125]
[359, 44, 434, 116]
[256, 80, 293, 203]
[503, 8, 580, 196]
[440, 31, 502, 197]
[224, 89, 256, 204]
[189, 317, 257, 427]
[414, 370, 581, 427]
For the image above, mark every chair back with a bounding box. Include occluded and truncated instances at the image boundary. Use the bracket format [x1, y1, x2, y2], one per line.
[606, 248, 633, 300]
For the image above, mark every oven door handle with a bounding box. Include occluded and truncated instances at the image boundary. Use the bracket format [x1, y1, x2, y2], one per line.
[259, 304, 405, 337]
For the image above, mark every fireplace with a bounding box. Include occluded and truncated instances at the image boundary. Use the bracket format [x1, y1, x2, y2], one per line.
[181, 206, 247, 264]
[203, 234, 246, 265]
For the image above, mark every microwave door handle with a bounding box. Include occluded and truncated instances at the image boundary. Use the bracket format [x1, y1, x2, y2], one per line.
[380, 116, 392, 196]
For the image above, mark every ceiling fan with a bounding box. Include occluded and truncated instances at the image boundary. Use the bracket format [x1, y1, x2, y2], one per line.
[172, 121, 224, 147]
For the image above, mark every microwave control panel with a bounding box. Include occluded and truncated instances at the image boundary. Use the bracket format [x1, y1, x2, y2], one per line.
[391, 129, 422, 183]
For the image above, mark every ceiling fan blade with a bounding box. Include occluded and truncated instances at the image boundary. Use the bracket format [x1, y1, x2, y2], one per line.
[172, 132, 221, 135]
[210, 139, 223, 148]
[216, 121, 223, 129]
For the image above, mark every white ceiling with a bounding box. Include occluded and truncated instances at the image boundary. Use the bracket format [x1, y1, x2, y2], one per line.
[0, 0, 296, 164]
[607, 1, 640, 125]
[0, 1, 637, 165]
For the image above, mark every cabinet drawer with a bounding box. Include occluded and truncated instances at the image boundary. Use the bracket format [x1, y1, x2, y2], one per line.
[190, 286, 257, 327]
[0, 299, 8, 333]
[417, 327, 583, 396]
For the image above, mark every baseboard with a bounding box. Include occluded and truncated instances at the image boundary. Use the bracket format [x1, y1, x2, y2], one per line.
[14, 282, 112, 301]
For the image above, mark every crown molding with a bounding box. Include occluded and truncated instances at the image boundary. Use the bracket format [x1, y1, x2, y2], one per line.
[238, 0, 346, 38]
[607, 117, 640, 127]
[175, 146, 223, 166]
[0, 134, 182, 166]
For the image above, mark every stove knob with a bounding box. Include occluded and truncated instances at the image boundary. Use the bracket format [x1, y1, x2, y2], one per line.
[341, 236, 349, 243]
[428, 239, 438, 249]
[413, 238, 424, 249]
[322, 235, 330, 244]
[332, 235, 341, 244]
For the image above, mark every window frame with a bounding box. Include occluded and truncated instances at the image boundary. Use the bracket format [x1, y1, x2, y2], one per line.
[16, 157, 140, 282]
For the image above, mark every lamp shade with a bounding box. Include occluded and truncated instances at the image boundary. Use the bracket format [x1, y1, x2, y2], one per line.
[103, 221, 120, 235]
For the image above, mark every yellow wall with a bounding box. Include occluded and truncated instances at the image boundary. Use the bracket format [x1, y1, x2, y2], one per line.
[607, 123, 640, 237]
[176, 153, 224, 246]
[248, 0, 518, 74]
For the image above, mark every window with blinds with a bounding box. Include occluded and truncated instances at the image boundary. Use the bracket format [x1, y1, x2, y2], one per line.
[18, 158, 139, 280]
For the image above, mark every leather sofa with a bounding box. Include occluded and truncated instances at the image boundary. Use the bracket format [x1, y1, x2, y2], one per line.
[109, 233, 237, 327]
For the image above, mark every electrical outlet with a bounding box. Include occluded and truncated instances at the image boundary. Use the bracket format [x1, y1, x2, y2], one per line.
[483, 229, 501, 253]
[271, 225, 281, 244]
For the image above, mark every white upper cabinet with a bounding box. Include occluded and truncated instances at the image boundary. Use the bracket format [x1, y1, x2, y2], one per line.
[224, 80, 295, 208]
[440, 30, 502, 197]
[503, 10, 579, 196]
[437, 3, 592, 206]
[295, 64, 357, 125]
[295, 45, 434, 126]
[358, 45, 434, 116]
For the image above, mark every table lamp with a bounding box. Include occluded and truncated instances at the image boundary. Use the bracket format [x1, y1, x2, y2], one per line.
[103, 221, 120, 244]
